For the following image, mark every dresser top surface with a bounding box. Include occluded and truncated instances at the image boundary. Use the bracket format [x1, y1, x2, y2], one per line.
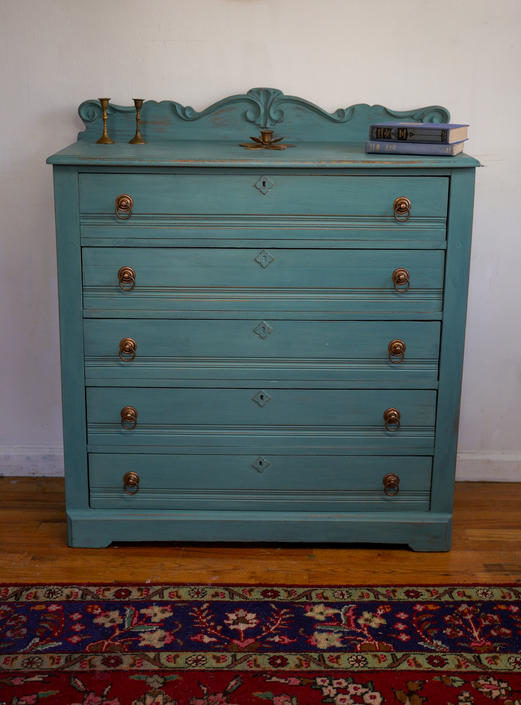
[47, 139, 479, 168]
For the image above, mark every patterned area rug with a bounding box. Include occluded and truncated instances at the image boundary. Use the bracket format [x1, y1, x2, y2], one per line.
[1, 584, 521, 704]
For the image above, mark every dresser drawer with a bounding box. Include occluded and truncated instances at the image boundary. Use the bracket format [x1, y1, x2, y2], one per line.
[86, 387, 436, 454]
[79, 173, 449, 217]
[82, 247, 444, 317]
[89, 453, 432, 512]
[82, 247, 444, 289]
[84, 319, 441, 388]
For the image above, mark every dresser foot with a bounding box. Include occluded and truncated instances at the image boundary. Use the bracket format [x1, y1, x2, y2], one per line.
[67, 518, 112, 548]
[408, 526, 452, 552]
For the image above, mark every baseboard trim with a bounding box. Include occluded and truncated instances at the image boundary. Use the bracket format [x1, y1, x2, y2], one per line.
[455, 451, 521, 482]
[1, 448, 520, 482]
[0, 446, 64, 476]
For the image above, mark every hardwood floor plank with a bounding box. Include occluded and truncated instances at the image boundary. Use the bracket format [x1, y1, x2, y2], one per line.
[0, 478, 520, 584]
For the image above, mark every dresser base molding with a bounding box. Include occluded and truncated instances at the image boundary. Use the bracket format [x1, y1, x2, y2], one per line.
[66, 509, 452, 552]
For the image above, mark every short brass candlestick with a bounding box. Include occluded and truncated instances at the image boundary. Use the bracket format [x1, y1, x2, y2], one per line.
[129, 98, 146, 144]
[96, 98, 114, 144]
[240, 129, 294, 150]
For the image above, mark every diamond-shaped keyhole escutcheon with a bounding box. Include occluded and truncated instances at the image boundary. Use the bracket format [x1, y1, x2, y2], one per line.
[252, 390, 271, 407]
[255, 175, 274, 195]
[252, 456, 271, 473]
[253, 321, 272, 340]
[254, 249, 275, 269]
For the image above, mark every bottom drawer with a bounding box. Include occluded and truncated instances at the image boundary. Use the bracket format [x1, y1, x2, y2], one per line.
[89, 454, 432, 512]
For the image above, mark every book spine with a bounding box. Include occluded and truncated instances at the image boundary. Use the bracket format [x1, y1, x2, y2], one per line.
[365, 141, 460, 155]
[369, 126, 448, 143]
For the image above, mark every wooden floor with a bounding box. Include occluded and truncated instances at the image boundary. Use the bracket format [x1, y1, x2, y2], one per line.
[0, 478, 520, 584]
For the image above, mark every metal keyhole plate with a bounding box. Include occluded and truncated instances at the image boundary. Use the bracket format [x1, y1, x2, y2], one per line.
[255, 176, 274, 195]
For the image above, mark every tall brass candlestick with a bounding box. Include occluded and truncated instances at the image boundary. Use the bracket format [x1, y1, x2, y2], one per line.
[129, 98, 146, 144]
[96, 98, 114, 144]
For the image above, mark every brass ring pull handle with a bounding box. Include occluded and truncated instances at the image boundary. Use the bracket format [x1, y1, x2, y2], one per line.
[119, 337, 137, 361]
[392, 268, 410, 292]
[123, 471, 140, 495]
[120, 406, 138, 429]
[393, 196, 411, 222]
[118, 266, 136, 291]
[383, 407, 401, 432]
[388, 339, 406, 364]
[383, 473, 400, 496]
[115, 194, 134, 219]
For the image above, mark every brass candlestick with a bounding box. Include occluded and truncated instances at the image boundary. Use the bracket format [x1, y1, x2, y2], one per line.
[96, 98, 114, 144]
[129, 98, 146, 144]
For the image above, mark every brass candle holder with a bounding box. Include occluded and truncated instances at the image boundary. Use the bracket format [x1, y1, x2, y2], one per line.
[96, 98, 114, 144]
[240, 129, 294, 150]
[129, 98, 146, 144]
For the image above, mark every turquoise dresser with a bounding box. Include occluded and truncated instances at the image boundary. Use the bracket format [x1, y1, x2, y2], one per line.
[47, 88, 479, 550]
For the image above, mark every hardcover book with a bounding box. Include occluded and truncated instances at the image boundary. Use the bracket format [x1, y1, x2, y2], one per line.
[369, 122, 468, 144]
[365, 140, 465, 156]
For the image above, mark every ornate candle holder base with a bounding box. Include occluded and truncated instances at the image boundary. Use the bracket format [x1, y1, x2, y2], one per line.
[240, 129, 294, 150]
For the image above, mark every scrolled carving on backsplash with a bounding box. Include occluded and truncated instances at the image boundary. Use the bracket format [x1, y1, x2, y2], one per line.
[379, 104, 451, 124]
[172, 88, 359, 129]
[243, 87, 360, 128]
[78, 100, 102, 123]
[76, 89, 451, 143]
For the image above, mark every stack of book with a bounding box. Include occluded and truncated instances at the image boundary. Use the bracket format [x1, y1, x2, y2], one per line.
[366, 122, 469, 156]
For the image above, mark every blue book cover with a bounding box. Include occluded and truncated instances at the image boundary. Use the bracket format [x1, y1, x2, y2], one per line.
[365, 140, 466, 156]
[369, 122, 469, 144]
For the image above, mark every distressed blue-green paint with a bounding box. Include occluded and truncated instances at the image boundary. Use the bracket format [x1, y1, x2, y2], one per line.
[80, 221, 447, 249]
[85, 388, 436, 456]
[81, 247, 445, 319]
[82, 290, 444, 319]
[89, 454, 432, 512]
[86, 388, 437, 428]
[66, 508, 452, 551]
[47, 139, 479, 169]
[431, 168, 476, 514]
[74, 89, 450, 143]
[79, 173, 449, 215]
[48, 91, 479, 550]
[52, 167, 89, 522]
[83, 319, 441, 389]
[82, 247, 444, 288]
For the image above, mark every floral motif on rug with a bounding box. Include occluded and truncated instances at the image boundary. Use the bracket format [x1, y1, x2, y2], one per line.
[1, 584, 521, 704]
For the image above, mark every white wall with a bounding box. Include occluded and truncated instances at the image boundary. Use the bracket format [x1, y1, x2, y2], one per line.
[1, 0, 520, 480]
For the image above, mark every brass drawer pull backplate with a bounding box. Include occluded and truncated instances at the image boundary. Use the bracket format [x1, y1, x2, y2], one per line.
[388, 339, 406, 363]
[392, 268, 410, 292]
[393, 196, 411, 222]
[383, 472, 400, 496]
[118, 266, 136, 291]
[383, 407, 401, 432]
[119, 337, 137, 361]
[123, 471, 140, 494]
[120, 406, 138, 429]
[115, 194, 134, 219]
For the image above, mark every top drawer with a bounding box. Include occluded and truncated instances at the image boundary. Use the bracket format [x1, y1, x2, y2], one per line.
[79, 173, 449, 217]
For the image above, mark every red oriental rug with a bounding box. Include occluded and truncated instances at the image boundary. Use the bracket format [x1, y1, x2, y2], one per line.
[1, 584, 521, 704]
